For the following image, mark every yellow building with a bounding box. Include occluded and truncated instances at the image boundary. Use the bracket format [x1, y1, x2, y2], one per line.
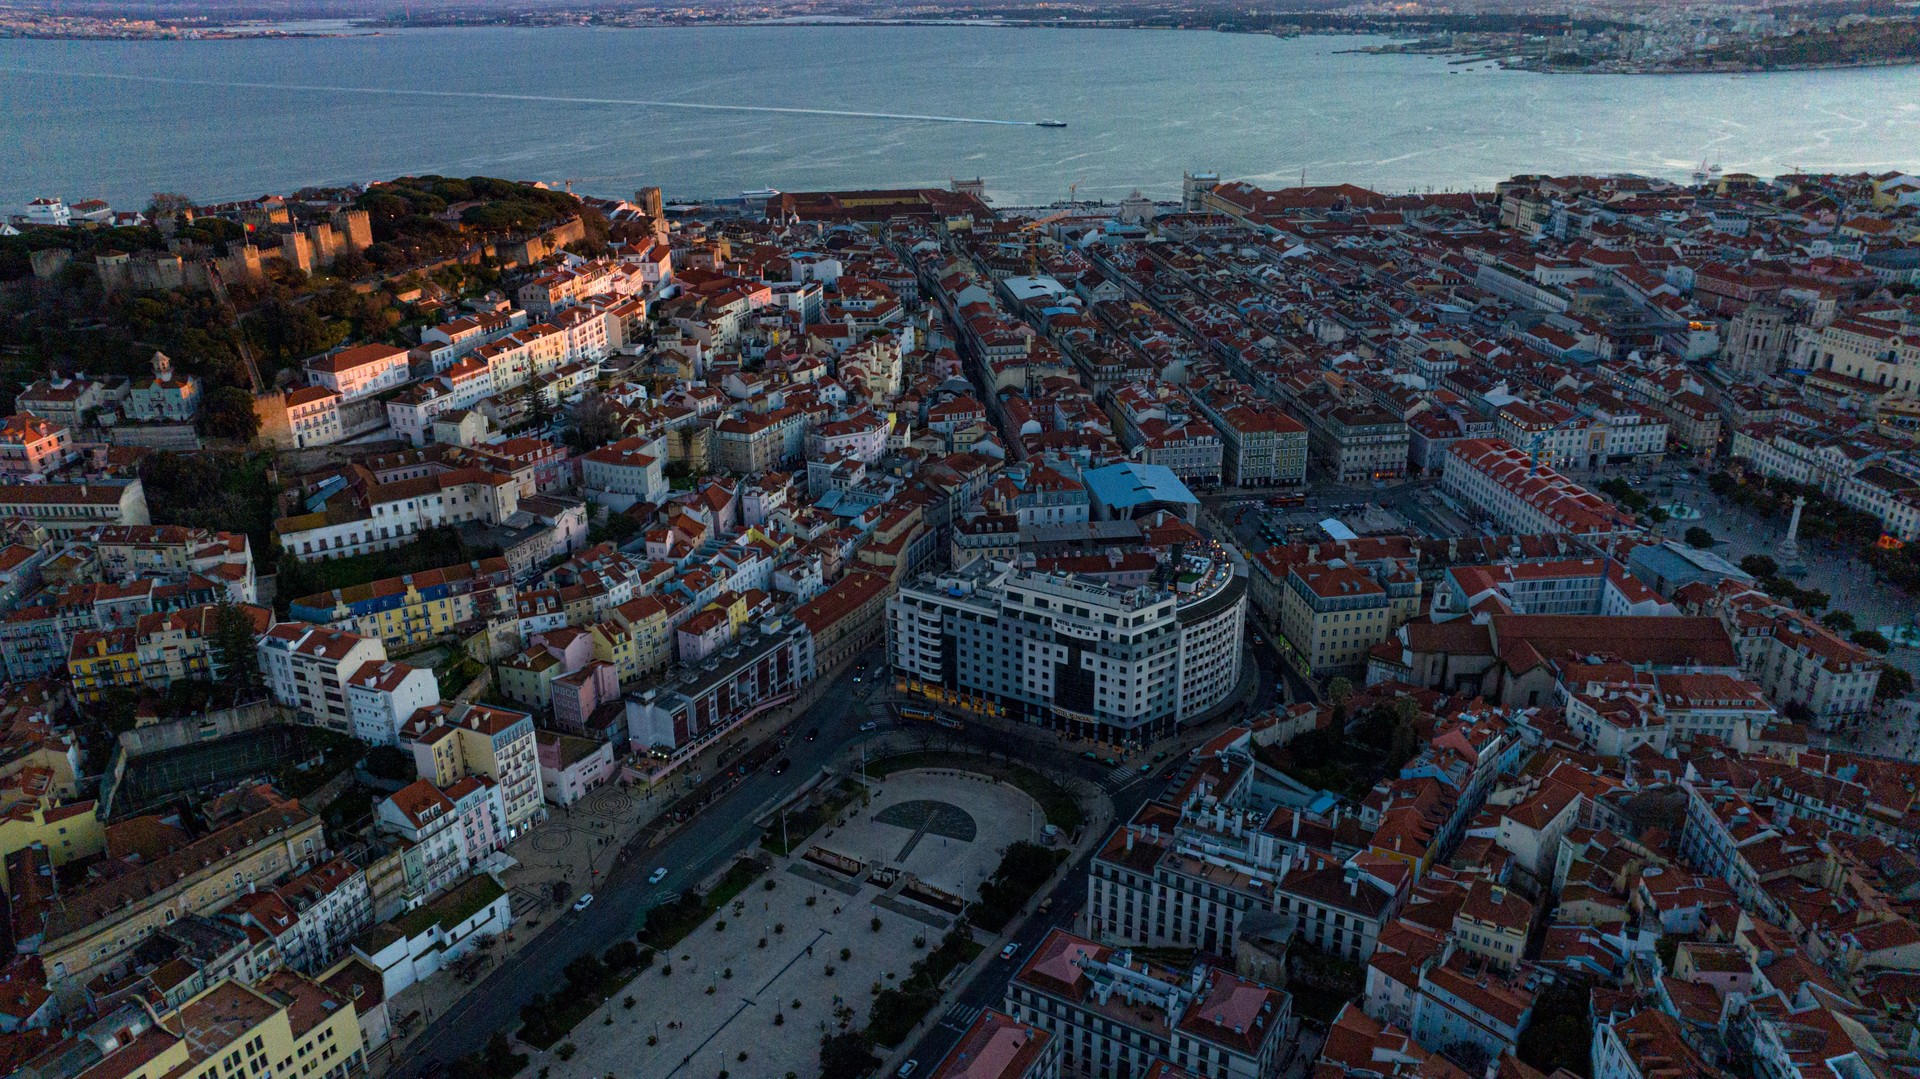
[708, 591, 750, 636]
[287, 556, 515, 649]
[1452, 880, 1534, 971]
[611, 593, 676, 680]
[0, 799, 104, 889]
[66, 626, 140, 702]
[66, 605, 272, 703]
[588, 620, 641, 684]
[1277, 560, 1420, 673]
[401, 702, 544, 837]
[79, 973, 365, 1079]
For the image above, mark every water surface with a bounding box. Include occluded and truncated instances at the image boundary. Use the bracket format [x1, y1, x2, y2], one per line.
[3, 26, 1916, 207]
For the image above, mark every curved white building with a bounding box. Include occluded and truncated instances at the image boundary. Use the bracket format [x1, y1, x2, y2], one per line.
[888, 544, 1247, 744]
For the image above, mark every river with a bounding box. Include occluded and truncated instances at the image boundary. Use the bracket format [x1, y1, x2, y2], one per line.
[3, 25, 1916, 209]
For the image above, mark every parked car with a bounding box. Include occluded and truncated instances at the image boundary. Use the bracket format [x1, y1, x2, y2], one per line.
[805, 728, 819, 741]
[897, 1062, 919, 1078]
[649, 867, 669, 885]
[572, 893, 594, 911]
[773, 757, 792, 775]
[1000, 942, 1021, 961]
[858, 721, 879, 732]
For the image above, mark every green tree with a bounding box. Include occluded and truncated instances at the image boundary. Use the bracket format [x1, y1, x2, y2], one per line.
[566, 395, 624, 453]
[1851, 629, 1891, 653]
[471, 1032, 526, 1079]
[1821, 610, 1857, 634]
[819, 1032, 878, 1078]
[1327, 676, 1354, 707]
[210, 602, 265, 693]
[245, 300, 346, 371]
[1739, 554, 1778, 578]
[198, 386, 261, 443]
[1684, 526, 1715, 549]
[1877, 666, 1914, 701]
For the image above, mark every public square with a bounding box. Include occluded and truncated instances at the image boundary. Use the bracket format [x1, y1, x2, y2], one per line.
[539, 769, 1045, 1078]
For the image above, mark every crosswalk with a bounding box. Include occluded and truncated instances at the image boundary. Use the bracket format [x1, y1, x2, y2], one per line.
[1100, 763, 1146, 791]
[940, 1003, 984, 1030]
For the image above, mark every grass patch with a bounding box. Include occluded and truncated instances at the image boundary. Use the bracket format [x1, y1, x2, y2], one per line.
[434, 655, 486, 698]
[396, 875, 505, 938]
[637, 856, 768, 952]
[867, 751, 1084, 831]
[762, 781, 867, 856]
[865, 927, 984, 1048]
[518, 940, 654, 1049]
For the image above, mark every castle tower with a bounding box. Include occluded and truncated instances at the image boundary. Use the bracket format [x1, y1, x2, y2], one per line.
[331, 209, 373, 253]
[309, 223, 343, 265]
[635, 186, 663, 218]
[151, 351, 174, 382]
[282, 230, 314, 274]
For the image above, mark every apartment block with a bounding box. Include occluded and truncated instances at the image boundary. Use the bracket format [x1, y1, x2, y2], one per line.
[257, 622, 388, 734]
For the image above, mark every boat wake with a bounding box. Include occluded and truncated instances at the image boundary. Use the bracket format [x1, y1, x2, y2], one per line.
[0, 67, 1047, 126]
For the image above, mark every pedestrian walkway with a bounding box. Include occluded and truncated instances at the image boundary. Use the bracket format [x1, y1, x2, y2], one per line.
[939, 1003, 984, 1030]
[1099, 762, 1149, 791]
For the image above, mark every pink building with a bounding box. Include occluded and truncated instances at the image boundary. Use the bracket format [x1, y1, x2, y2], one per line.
[536, 729, 616, 806]
[675, 608, 732, 664]
[0, 414, 75, 477]
[551, 659, 620, 737]
[444, 774, 510, 861]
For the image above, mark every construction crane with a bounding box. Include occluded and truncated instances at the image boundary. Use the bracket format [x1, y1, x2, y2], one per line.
[1526, 412, 1590, 476]
[1020, 210, 1071, 233]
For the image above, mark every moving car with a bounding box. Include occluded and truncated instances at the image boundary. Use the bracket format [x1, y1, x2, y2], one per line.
[773, 757, 792, 775]
[897, 1062, 918, 1077]
[1000, 942, 1021, 961]
[572, 893, 594, 911]
[858, 720, 879, 732]
[805, 728, 819, 741]
[649, 867, 669, 885]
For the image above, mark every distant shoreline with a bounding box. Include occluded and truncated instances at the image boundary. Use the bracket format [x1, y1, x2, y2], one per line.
[4, 18, 1917, 79]
[1343, 39, 1920, 76]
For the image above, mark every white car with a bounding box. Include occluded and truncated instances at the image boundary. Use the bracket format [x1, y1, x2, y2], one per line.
[649, 867, 669, 885]
[859, 720, 879, 732]
[572, 893, 594, 911]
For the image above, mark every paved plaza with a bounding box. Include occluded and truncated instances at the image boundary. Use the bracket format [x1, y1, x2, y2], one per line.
[831, 770, 1046, 896]
[1666, 477, 1919, 678]
[539, 770, 1045, 1079]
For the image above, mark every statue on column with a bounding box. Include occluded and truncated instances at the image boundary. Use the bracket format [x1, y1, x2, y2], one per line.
[1776, 495, 1806, 573]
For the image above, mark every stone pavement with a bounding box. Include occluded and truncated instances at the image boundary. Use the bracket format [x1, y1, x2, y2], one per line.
[538, 770, 1042, 1079]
